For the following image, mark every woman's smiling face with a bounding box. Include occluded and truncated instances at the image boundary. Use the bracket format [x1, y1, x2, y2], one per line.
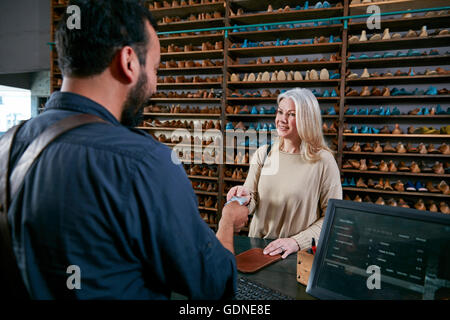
[275, 98, 298, 139]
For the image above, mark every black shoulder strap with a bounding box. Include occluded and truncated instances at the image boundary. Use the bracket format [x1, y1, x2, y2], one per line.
[0, 113, 108, 299]
[262, 143, 272, 168]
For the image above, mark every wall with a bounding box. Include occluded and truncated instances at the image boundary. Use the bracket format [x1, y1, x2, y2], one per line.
[0, 0, 51, 88]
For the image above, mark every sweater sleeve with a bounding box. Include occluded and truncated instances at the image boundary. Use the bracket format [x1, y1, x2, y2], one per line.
[243, 145, 268, 215]
[290, 151, 343, 250]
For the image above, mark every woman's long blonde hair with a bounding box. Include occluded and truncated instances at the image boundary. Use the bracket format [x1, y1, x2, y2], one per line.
[276, 88, 332, 162]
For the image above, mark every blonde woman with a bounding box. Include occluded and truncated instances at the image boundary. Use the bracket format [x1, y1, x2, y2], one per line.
[227, 88, 342, 258]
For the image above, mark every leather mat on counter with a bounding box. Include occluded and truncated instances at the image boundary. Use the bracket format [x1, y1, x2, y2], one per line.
[236, 248, 282, 273]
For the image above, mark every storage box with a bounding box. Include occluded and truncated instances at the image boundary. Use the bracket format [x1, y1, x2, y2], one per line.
[297, 249, 314, 286]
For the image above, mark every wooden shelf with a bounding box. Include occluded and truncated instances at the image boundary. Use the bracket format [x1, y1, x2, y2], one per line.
[164, 143, 221, 148]
[226, 114, 338, 119]
[343, 151, 450, 158]
[194, 190, 219, 196]
[228, 60, 342, 72]
[227, 97, 340, 102]
[159, 33, 224, 46]
[157, 82, 223, 89]
[349, 0, 450, 15]
[229, 24, 343, 42]
[181, 159, 220, 165]
[343, 133, 450, 138]
[348, 14, 450, 32]
[346, 74, 450, 85]
[230, 7, 343, 25]
[224, 162, 250, 167]
[344, 115, 450, 120]
[188, 175, 219, 181]
[224, 177, 246, 183]
[137, 127, 221, 132]
[198, 206, 218, 212]
[345, 95, 450, 102]
[158, 66, 223, 75]
[150, 98, 222, 103]
[342, 169, 449, 178]
[226, 113, 276, 118]
[343, 187, 450, 199]
[161, 49, 223, 61]
[157, 18, 225, 33]
[228, 42, 342, 57]
[224, 145, 259, 151]
[347, 54, 450, 68]
[348, 35, 450, 52]
[227, 79, 341, 88]
[144, 113, 221, 117]
[150, 1, 225, 20]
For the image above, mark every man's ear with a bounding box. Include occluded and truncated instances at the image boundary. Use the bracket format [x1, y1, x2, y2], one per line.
[117, 46, 140, 84]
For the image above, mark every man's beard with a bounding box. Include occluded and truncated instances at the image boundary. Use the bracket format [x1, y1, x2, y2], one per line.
[120, 71, 151, 127]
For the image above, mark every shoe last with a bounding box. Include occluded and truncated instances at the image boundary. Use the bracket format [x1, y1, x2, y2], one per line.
[392, 107, 400, 115]
[342, 178, 349, 187]
[425, 86, 437, 95]
[327, 107, 336, 115]
[359, 30, 367, 41]
[405, 181, 416, 191]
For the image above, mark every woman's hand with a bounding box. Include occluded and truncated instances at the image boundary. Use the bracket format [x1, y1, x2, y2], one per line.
[263, 238, 299, 259]
[226, 185, 251, 206]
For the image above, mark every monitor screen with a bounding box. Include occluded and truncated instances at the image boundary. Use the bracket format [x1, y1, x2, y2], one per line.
[307, 200, 450, 300]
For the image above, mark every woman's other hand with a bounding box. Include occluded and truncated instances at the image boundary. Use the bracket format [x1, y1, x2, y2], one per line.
[263, 238, 299, 259]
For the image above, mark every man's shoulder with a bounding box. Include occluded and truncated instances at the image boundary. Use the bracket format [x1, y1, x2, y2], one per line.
[83, 124, 176, 166]
[23, 113, 173, 164]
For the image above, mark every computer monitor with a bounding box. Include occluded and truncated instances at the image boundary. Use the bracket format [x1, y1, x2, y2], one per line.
[307, 199, 450, 300]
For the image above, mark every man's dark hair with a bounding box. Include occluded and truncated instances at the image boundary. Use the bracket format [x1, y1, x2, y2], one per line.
[56, 0, 157, 77]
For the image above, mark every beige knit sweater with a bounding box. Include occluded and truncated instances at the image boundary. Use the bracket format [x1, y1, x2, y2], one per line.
[243, 141, 342, 250]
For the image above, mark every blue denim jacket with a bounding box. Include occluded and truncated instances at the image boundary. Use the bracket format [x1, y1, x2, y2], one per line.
[6, 91, 236, 299]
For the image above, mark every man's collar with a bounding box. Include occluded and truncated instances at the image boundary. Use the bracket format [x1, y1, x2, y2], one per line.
[45, 91, 121, 126]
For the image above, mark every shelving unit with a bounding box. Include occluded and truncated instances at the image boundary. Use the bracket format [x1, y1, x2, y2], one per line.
[50, 0, 69, 93]
[343, 0, 449, 213]
[50, 0, 450, 228]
